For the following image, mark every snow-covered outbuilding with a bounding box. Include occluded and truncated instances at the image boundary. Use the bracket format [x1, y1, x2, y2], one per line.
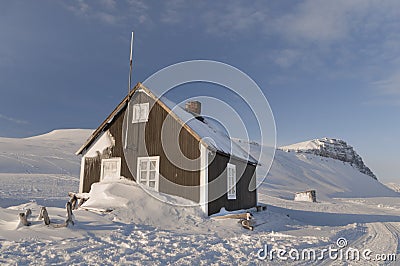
[294, 190, 316, 202]
[76, 83, 258, 216]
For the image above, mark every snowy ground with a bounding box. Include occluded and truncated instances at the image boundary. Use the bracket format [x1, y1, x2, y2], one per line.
[0, 130, 400, 265]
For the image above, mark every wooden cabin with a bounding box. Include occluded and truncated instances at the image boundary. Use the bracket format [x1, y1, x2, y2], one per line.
[76, 83, 258, 216]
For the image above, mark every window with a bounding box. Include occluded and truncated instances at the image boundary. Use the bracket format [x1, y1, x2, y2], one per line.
[132, 103, 149, 123]
[100, 158, 121, 181]
[137, 156, 160, 191]
[227, 163, 237, 200]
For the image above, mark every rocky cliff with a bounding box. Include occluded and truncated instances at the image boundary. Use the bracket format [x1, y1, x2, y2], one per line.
[280, 137, 377, 180]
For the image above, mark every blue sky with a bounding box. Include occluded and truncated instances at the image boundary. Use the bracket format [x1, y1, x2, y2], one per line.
[1, 0, 399, 182]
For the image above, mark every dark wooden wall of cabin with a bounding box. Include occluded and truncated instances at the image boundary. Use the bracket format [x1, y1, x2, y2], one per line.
[113, 91, 201, 202]
[81, 92, 201, 201]
[82, 157, 101, 193]
[207, 152, 257, 216]
[108, 108, 135, 180]
[82, 90, 259, 210]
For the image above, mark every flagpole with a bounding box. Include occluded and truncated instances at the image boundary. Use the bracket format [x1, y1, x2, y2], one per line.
[125, 31, 134, 149]
[128, 31, 134, 93]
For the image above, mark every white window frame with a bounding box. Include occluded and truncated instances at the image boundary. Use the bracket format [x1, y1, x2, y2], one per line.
[227, 163, 237, 200]
[137, 156, 160, 191]
[132, 103, 149, 123]
[100, 157, 121, 181]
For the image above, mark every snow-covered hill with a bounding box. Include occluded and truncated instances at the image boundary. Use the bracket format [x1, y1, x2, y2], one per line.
[261, 150, 398, 200]
[280, 137, 377, 180]
[1, 131, 400, 264]
[235, 138, 398, 201]
[0, 129, 92, 175]
[1, 130, 396, 204]
[0, 129, 93, 207]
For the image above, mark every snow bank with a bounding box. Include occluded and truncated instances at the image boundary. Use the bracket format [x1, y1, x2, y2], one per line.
[82, 179, 207, 230]
[0, 201, 115, 241]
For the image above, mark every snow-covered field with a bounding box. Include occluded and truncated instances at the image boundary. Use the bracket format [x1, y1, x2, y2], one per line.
[1, 130, 400, 265]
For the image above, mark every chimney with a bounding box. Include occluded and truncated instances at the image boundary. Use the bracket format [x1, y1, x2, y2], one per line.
[185, 101, 201, 116]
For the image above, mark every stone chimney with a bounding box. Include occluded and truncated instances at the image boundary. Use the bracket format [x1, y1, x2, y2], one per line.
[185, 101, 201, 116]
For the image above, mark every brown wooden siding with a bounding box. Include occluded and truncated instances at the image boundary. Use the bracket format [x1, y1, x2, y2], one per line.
[107, 108, 135, 180]
[207, 152, 257, 216]
[82, 91, 201, 202]
[148, 102, 200, 202]
[82, 157, 101, 193]
[81, 90, 257, 212]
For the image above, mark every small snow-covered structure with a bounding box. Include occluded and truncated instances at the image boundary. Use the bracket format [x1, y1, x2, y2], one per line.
[76, 83, 258, 216]
[294, 190, 316, 202]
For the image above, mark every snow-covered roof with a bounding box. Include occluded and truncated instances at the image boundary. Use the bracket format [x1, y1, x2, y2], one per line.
[77, 83, 257, 164]
[159, 95, 257, 164]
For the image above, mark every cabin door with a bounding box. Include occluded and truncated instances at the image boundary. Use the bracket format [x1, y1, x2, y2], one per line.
[100, 157, 121, 181]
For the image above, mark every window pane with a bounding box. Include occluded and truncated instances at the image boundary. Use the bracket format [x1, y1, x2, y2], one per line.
[140, 161, 148, 170]
[132, 105, 140, 122]
[106, 162, 115, 171]
[104, 161, 118, 177]
[140, 170, 148, 181]
[140, 106, 146, 120]
[150, 160, 156, 170]
[149, 171, 156, 180]
[149, 181, 156, 188]
[139, 103, 149, 121]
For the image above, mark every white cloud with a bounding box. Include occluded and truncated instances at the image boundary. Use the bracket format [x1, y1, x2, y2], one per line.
[95, 11, 118, 24]
[100, 0, 117, 10]
[374, 72, 400, 96]
[367, 70, 400, 106]
[0, 114, 28, 125]
[125, 0, 151, 25]
[275, 1, 353, 43]
[275, 0, 400, 50]
[66, 0, 89, 16]
[202, 3, 268, 35]
[199, 0, 400, 46]
[64, 0, 150, 26]
[272, 49, 301, 68]
[60, 0, 400, 75]
[160, 0, 186, 24]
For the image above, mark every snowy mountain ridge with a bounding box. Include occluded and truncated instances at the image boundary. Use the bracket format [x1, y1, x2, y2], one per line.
[279, 137, 377, 180]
